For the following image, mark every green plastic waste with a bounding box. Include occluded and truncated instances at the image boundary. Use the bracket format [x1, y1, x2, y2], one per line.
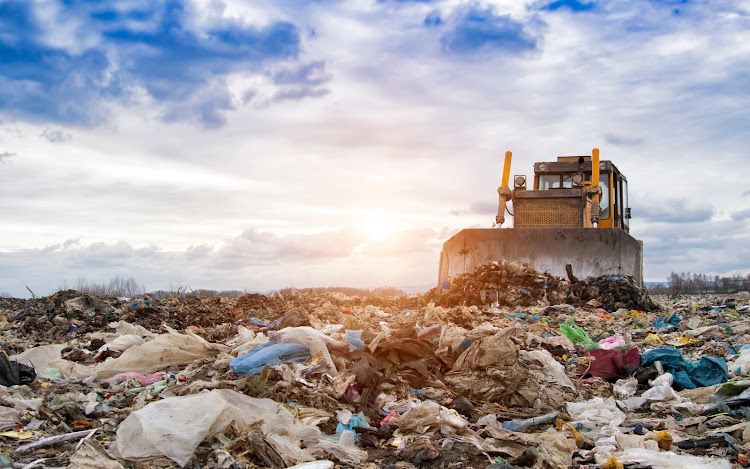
[560, 323, 600, 350]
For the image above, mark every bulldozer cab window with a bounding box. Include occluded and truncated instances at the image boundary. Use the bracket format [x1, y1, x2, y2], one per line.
[599, 177, 610, 220]
[539, 174, 576, 189]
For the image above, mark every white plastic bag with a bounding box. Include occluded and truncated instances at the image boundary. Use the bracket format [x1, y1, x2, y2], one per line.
[95, 327, 228, 379]
[111, 389, 367, 467]
[567, 397, 625, 428]
[12, 344, 93, 379]
[618, 448, 731, 468]
[613, 377, 638, 398]
[268, 326, 346, 375]
[520, 349, 576, 390]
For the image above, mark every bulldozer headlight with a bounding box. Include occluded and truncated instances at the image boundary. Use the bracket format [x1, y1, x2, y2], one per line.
[514, 175, 527, 188]
[538, 163, 547, 172]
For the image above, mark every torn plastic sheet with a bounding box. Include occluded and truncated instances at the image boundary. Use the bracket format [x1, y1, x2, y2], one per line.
[617, 447, 731, 469]
[95, 327, 228, 379]
[111, 389, 367, 467]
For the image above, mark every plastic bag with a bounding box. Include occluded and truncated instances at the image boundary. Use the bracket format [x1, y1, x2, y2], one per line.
[559, 324, 598, 350]
[598, 335, 626, 350]
[640, 348, 728, 390]
[397, 401, 469, 436]
[566, 397, 625, 428]
[732, 346, 750, 375]
[344, 330, 365, 352]
[95, 327, 228, 379]
[268, 326, 346, 375]
[519, 349, 575, 390]
[612, 377, 638, 399]
[618, 448, 731, 469]
[95, 334, 145, 359]
[12, 344, 93, 379]
[230, 342, 311, 376]
[111, 389, 367, 467]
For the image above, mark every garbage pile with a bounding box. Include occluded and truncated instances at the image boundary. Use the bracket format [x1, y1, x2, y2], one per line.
[0, 276, 748, 468]
[432, 261, 658, 312]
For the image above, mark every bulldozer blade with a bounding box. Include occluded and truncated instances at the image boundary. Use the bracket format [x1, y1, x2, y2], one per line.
[438, 227, 643, 287]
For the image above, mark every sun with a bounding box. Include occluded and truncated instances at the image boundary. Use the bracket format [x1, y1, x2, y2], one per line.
[364, 214, 393, 241]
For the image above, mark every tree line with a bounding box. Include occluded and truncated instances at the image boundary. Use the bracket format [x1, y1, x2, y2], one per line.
[649, 272, 750, 295]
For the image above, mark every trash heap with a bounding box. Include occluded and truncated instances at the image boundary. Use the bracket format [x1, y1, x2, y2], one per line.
[0, 268, 748, 469]
[432, 261, 658, 311]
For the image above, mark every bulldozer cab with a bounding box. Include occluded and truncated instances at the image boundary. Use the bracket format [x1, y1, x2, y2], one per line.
[529, 156, 631, 232]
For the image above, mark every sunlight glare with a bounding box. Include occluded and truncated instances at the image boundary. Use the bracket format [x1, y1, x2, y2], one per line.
[364, 214, 393, 241]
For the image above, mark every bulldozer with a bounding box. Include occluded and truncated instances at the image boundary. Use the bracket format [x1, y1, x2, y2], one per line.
[438, 148, 644, 287]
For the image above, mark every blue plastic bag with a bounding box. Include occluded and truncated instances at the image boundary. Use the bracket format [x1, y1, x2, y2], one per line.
[230, 342, 311, 376]
[336, 412, 369, 437]
[640, 347, 727, 390]
[345, 330, 365, 352]
[652, 313, 681, 329]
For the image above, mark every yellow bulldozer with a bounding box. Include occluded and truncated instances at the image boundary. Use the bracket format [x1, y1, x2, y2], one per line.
[438, 148, 643, 287]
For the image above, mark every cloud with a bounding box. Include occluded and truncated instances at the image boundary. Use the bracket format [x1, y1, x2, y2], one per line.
[449, 200, 497, 216]
[634, 198, 714, 223]
[537, 0, 596, 12]
[424, 11, 442, 27]
[731, 208, 750, 221]
[604, 133, 645, 146]
[742, 190, 750, 197]
[215, 228, 363, 268]
[438, 4, 541, 54]
[0, 151, 15, 162]
[40, 129, 72, 143]
[633, 217, 750, 281]
[0, 0, 313, 127]
[266, 61, 333, 102]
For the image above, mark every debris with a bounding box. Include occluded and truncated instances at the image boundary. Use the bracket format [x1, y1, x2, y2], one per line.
[640, 347, 728, 390]
[0, 267, 744, 468]
[230, 342, 311, 376]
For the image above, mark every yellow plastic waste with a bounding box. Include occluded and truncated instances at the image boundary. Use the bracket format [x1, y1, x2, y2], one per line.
[0, 430, 37, 440]
[556, 418, 582, 448]
[654, 430, 673, 451]
[666, 336, 700, 347]
[601, 456, 624, 469]
[644, 333, 664, 346]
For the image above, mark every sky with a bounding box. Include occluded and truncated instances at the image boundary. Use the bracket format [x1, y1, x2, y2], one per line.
[1, 0, 750, 298]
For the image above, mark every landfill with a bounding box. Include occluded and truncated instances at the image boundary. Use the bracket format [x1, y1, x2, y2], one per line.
[0, 261, 748, 468]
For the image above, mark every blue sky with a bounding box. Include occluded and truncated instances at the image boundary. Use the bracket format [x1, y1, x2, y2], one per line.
[1, 0, 749, 297]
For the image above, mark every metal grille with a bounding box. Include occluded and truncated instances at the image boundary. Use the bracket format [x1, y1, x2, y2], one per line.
[515, 198, 583, 228]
